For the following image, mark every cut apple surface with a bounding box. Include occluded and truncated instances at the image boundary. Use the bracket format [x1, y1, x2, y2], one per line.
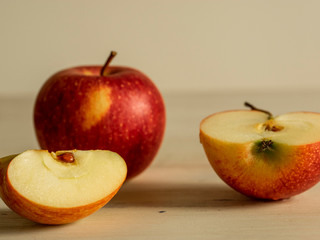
[200, 108, 320, 200]
[201, 111, 320, 145]
[0, 150, 127, 224]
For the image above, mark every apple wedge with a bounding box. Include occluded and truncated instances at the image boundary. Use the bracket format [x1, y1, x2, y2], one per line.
[200, 103, 320, 200]
[0, 150, 127, 224]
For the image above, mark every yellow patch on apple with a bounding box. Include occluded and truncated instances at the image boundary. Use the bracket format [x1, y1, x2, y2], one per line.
[79, 87, 112, 130]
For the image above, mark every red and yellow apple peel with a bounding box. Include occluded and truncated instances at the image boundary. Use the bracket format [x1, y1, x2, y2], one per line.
[200, 102, 320, 200]
[34, 51, 165, 179]
[0, 150, 127, 225]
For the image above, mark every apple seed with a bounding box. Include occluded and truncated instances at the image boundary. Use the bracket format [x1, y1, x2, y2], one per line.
[262, 119, 284, 132]
[56, 152, 75, 163]
[263, 123, 284, 132]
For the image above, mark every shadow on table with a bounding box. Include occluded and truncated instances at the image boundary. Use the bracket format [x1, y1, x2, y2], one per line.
[0, 181, 291, 234]
[109, 181, 290, 209]
[0, 209, 67, 235]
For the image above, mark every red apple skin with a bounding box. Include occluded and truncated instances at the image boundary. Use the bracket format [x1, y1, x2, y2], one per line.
[34, 66, 165, 179]
[0, 156, 124, 225]
[200, 112, 320, 200]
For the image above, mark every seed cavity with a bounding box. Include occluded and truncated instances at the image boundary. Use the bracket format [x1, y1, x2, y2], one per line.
[263, 122, 284, 132]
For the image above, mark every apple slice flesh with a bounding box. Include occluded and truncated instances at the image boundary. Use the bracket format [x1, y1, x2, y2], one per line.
[201, 110, 320, 144]
[0, 150, 127, 224]
[200, 110, 320, 200]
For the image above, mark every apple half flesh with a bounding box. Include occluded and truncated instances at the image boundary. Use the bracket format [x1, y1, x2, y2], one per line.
[200, 110, 320, 200]
[0, 149, 127, 224]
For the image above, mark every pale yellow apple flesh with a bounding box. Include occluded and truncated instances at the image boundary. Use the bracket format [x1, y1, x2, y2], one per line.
[201, 110, 320, 145]
[200, 110, 320, 200]
[0, 150, 127, 224]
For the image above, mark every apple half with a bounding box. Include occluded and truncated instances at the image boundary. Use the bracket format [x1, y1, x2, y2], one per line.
[0, 150, 127, 224]
[200, 104, 320, 200]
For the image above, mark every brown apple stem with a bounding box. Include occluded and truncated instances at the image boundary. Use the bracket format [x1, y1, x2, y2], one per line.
[100, 51, 117, 76]
[244, 102, 272, 119]
[56, 152, 75, 163]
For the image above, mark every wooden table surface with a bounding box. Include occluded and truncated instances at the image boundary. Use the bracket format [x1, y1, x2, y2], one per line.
[1, 90, 320, 240]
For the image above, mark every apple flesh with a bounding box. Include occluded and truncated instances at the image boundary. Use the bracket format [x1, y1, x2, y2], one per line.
[200, 107, 320, 200]
[34, 52, 165, 180]
[0, 150, 127, 224]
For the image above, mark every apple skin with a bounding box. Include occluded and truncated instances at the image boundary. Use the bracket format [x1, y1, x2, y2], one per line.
[200, 111, 320, 200]
[0, 153, 125, 225]
[34, 66, 165, 179]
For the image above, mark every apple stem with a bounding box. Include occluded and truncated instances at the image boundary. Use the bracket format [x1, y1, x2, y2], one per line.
[100, 51, 117, 76]
[244, 102, 272, 119]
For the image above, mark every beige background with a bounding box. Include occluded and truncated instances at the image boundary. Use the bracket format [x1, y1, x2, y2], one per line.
[1, 0, 320, 96]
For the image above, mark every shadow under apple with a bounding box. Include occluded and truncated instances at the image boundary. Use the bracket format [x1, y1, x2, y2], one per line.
[108, 181, 288, 209]
[0, 180, 293, 233]
[0, 209, 63, 234]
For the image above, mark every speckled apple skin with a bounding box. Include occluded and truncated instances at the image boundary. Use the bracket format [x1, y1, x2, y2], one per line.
[0, 156, 124, 225]
[200, 128, 320, 200]
[34, 66, 166, 180]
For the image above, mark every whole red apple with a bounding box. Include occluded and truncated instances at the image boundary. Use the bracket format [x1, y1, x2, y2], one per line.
[34, 51, 165, 179]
